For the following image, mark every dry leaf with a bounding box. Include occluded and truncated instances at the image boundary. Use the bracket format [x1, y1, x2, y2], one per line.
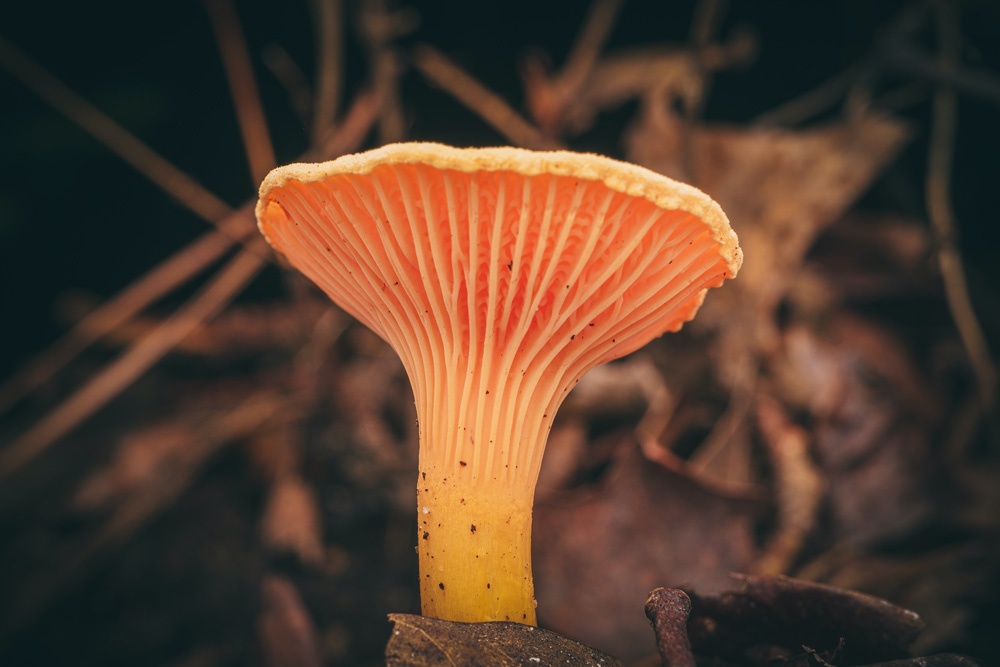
[774, 316, 941, 547]
[626, 104, 909, 352]
[385, 613, 624, 667]
[687, 574, 925, 666]
[533, 441, 760, 660]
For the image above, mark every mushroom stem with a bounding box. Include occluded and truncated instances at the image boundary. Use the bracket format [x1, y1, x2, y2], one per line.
[416, 473, 536, 624]
[412, 365, 548, 625]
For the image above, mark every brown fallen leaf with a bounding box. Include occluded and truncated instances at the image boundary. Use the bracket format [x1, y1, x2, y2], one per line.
[626, 102, 909, 355]
[686, 574, 925, 666]
[533, 440, 760, 661]
[772, 316, 942, 547]
[385, 613, 624, 667]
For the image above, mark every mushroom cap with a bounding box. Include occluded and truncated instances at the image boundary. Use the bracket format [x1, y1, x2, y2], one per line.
[257, 143, 740, 377]
[257, 143, 740, 624]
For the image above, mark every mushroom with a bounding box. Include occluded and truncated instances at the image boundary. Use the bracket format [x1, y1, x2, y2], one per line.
[256, 142, 741, 625]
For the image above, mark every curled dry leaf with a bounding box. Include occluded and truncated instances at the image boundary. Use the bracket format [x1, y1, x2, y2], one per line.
[533, 440, 760, 661]
[686, 574, 925, 666]
[385, 613, 623, 667]
[773, 316, 942, 547]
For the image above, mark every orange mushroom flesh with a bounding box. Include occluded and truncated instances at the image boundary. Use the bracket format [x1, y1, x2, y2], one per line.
[256, 143, 741, 625]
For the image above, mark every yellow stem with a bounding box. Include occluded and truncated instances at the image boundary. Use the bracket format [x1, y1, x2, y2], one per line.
[416, 470, 536, 624]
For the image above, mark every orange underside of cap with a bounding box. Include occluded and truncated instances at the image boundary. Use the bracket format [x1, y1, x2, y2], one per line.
[260, 163, 730, 370]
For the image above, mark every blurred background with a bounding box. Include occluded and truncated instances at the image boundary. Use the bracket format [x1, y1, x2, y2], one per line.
[1, 1, 998, 665]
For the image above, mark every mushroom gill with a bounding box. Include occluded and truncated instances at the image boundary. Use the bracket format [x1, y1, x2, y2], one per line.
[257, 142, 741, 625]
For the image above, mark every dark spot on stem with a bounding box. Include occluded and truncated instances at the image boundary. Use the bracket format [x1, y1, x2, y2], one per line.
[438, 583, 445, 590]
[470, 524, 477, 533]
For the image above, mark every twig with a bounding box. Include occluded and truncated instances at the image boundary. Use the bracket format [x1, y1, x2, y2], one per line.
[926, 0, 997, 412]
[206, 0, 277, 183]
[552, 0, 626, 133]
[359, 0, 412, 144]
[313, 90, 379, 160]
[561, 0, 625, 92]
[689, 353, 758, 481]
[521, 0, 625, 137]
[682, 0, 726, 180]
[413, 44, 559, 150]
[0, 241, 269, 480]
[262, 45, 314, 127]
[885, 40, 1000, 109]
[752, 396, 825, 576]
[0, 391, 298, 643]
[0, 88, 371, 417]
[0, 204, 254, 417]
[0, 35, 233, 225]
[312, 0, 344, 141]
[755, 62, 865, 126]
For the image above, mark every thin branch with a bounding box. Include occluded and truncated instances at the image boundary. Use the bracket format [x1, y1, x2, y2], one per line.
[755, 62, 865, 126]
[206, 0, 277, 183]
[413, 44, 559, 150]
[312, 0, 344, 141]
[312, 90, 379, 159]
[0, 87, 371, 419]
[359, 0, 413, 144]
[682, 0, 726, 180]
[0, 203, 255, 417]
[689, 353, 758, 479]
[558, 0, 626, 103]
[752, 396, 825, 576]
[0, 241, 268, 480]
[0, 89, 373, 428]
[926, 1, 997, 412]
[0, 35, 233, 225]
[262, 44, 314, 126]
[885, 40, 1000, 109]
[0, 390, 298, 643]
